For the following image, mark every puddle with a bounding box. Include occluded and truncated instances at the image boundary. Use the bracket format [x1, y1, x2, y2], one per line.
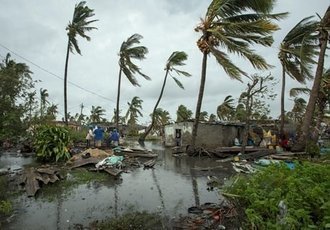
[1, 141, 236, 229]
[0, 152, 33, 172]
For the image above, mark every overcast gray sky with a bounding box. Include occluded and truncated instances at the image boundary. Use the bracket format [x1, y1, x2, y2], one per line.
[0, 0, 329, 124]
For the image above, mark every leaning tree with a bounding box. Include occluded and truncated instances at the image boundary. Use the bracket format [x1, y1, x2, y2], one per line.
[63, 1, 97, 125]
[116, 34, 149, 130]
[139, 51, 190, 142]
[192, 0, 287, 148]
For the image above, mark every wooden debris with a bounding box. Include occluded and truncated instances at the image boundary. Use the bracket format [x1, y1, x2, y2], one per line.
[103, 168, 122, 177]
[20, 166, 61, 197]
[89, 167, 123, 177]
[143, 159, 156, 168]
[117, 151, 158, 158]
[69, 157, 100, 169]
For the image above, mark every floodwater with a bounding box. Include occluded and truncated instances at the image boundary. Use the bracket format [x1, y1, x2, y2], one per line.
[1, 141, 236, 230]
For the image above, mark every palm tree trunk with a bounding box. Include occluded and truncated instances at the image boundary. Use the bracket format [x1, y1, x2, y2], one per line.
[192, 51, 208, 148]
[64, 40, 70, 126]
[298, 26, 328, 149]
[280, 66, 286, 138]
[116, 68, 122, 130]
[139, 70, 169, 143]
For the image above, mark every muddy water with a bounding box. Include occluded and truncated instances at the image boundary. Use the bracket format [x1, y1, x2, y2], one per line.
[1, 141, 236, 230]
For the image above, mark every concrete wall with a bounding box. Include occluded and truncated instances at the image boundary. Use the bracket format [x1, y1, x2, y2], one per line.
[164, 122, 193, 146]
[164, 122, 243, 148]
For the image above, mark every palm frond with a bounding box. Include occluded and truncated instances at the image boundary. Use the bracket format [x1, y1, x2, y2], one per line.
[289, 87, 311, 97]
[209, 46, 246, 80]
[125, 34, 143, 48]
[212, 0, 277, 18]
[127, 46, 148, 60]
[167, 51, 188, 67]
[122, 67, 140, 87]
[172, 77, 184, 89]
[173, 69, 191, 77]
[283, 59, 305, 83]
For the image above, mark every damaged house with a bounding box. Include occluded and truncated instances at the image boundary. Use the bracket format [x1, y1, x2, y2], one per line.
[164, 121, 244, 148]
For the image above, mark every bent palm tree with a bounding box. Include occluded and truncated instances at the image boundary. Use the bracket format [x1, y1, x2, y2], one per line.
[90, 105, 105, 123]
[126, 96, 143, 135]
[139, 51, 190, 142]
[191, 0, 287, 147]
[116, 33, 150, 130]
[217, 95, 235, 121]
[64, 1, 97, 125]
[176, 105, 193, 122]
[278, 16, 318, 137]
[299, 7, 330, 148]
[150, 108, 171, 136]
[40, 88, 49, 118]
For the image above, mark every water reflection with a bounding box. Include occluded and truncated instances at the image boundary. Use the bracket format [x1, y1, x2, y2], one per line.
[1, 141, 236, 229]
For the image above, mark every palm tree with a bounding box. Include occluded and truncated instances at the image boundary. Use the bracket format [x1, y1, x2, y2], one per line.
[287, 97, 307, 123]
[278, 16, 318, 137]
[64, 1, 97, 125]
[139, 51, 190, 142]
[46, 104, 58, 121]
[217, 95, 235, 121]
[40, 88, 49, 118]
[90, 105, 105, 123]
[208, 113, 217, 122]
[125, 96, 143, 134]
[116, 33, 150, 130]
[176, 105, 193, 122]
[26, 91, 37, 121]
[150, 108, 171, 136]
[191, 0, 287, 148]
[234, 103, 246, 122]
[199, 111, 208, 122]
[299, 7, 330, 148]
[290, 68, 330, 129]
[77, 103, 85, 125]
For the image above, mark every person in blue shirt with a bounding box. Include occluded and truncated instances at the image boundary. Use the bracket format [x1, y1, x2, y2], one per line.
[110, 129, 120, 147]
[93, 126, 104, 148]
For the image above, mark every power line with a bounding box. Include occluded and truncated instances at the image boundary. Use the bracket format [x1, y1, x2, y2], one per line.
[0, 43, 116, 103]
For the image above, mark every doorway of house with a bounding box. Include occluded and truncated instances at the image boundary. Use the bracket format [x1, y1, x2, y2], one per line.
[175, 129, 182, 146]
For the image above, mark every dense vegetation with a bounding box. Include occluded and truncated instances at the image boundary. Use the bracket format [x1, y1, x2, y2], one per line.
[34, 125, 71, 162]
[223, 162, 330, 229]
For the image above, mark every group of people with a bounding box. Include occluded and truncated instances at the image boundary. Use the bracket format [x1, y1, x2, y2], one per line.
[86, 126, 120, 148]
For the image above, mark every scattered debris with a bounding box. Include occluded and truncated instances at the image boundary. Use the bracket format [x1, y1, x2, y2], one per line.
[172, 201, 238, 229]
[19, 165, 62, 197]
[231, 162, 257, 173]
[143, 159, 156, 168]
[95, 155, 124, 169]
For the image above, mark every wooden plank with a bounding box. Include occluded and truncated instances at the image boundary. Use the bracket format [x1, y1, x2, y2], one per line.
[89, 167, 123, 177]
[103, 168, 122, 177]
[143, 159, 156, 168]
[116, 152, 158, 158]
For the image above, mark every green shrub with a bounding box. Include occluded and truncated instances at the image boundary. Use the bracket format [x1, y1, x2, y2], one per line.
[0, 200, 12, 215]
[0, 177, 13, 217]
[68, 128, 86, 144]
[223, 162, 330, 229]
[306, 141, 320, 158]
[34, 125, 71, 162]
